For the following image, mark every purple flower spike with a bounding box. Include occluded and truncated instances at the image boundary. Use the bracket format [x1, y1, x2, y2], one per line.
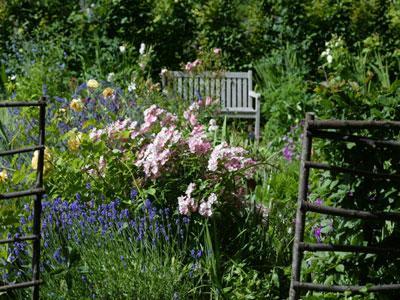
[282, 145, 294, 161]
[314, 198, 323, 206]
[145, 199, 152, 210]
[130, 188, 138, 200]
[313, 226, 322, 243]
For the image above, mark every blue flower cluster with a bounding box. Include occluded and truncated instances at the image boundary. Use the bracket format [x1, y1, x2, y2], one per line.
[2, 195, 191, 286]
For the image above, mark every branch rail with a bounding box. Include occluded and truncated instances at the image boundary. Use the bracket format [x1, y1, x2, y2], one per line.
[0, 98, 46, 299]
[289, 113, 400, 299]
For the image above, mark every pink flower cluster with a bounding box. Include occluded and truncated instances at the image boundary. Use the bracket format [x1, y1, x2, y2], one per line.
[84, 155, 107, 177]
[208, 142, 256, 177]
[183, 97, 216, 127]
[108, 119, 137, 140]
[187, 125, 211, 154]
[135, 126, 181, 178]
[140, 105, 165, 133]
[196, 96, 216, 108]
[140, 105, 177, 133]
[199, 193, 217, 217]
[90, 105, 179, 144]
[178, 183, 198, 215]
[213, 48, 221, 55]
[89, 119, 137, 141]
[185, 59, 202, 72]
[183, 102, 199, 126]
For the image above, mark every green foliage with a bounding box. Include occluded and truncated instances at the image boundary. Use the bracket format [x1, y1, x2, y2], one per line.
[1, 1, 400, 298]
[195, 0, 270, 69]
[255, 45, 309, 141]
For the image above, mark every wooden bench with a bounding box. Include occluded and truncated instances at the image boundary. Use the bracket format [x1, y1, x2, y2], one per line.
[162, 71, 261, 140]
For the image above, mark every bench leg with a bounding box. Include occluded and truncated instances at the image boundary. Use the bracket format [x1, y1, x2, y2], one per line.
[255, 96, 260, 141]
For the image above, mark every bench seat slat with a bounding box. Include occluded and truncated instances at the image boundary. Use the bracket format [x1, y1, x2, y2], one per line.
[163, 71, 260, 140]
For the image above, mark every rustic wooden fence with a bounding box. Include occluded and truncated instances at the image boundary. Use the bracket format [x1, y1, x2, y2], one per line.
[0, 98, 46, 299]
[289, 112, 400, 299]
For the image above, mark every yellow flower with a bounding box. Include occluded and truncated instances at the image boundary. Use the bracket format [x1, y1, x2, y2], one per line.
[0, 169, 8, 183]
[102, 87, 114, 98]
[68, 132, 83, 151]
[70, 99, 84, 112]
[32, 147, 53, 174]
[87, 79, 100, 89]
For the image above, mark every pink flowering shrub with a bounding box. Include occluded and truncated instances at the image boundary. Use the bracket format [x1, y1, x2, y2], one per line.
[87, 97, 257, 218]
[136, 126, 181, 178]
[187, 125, 211, 154]
[208, 142, 256, 176]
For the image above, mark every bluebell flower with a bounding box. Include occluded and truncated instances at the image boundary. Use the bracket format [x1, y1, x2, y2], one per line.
[53, 248, 63, 263]
[54, 96, 67, 103]
[119, 209, 129, 220]
[70, 201, 80, 212]
[145, 199, 152, 210]
[149, 208, 156, 221]
[130, 188, 138, 200]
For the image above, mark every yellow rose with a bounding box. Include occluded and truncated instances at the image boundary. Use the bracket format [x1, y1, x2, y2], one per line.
[32, 147, 53, 174]
[102, 87, 114, 98]
[0, 169, 8, 183]
[70, 99, 84, 112]
[68, 132, 83, 151]
[87, 79, 100, 89]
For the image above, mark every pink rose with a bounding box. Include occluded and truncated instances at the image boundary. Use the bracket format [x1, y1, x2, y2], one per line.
[213, 48, 221, 55]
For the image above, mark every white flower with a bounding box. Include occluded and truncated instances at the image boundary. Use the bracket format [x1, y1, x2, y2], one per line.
[87, 79, 99, 89]
[208, 119, 218, 132]
[0, 169, 8, 183]
[119, 45, 126, 53]
[10, 75, 16, 81]
[70, 99, 84, 112]
[207, 193, 217, 204]
[107, 72, 115, 82]
[199, 201, 212, 217]
[160, 68, 168, 76]
[327, 54, 333, 64]
[139, 43, 146, 55]
[128, 82, 136, 93]
[321, 48, 330, 57]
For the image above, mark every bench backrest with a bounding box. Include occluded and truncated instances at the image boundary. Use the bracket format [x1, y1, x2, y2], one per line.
[163, 71, 254, 112]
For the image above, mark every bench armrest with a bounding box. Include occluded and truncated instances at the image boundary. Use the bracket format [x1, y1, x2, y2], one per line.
[249, 90, 261, 141]
[249, 90, 261, 99]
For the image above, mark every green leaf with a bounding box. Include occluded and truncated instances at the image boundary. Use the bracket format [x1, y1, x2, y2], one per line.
[335, 264, 345, 273]
[147, 188, 156, 196]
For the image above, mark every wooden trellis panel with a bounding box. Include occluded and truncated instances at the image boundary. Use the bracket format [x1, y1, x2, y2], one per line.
[0, 98, 46, 300]
[289, 113, 400, 299]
